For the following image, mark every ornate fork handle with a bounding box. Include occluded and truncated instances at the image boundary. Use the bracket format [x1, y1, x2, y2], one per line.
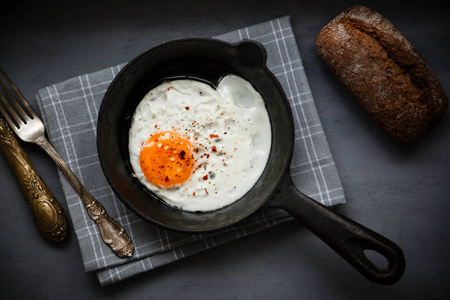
[35, 135, 134, 258]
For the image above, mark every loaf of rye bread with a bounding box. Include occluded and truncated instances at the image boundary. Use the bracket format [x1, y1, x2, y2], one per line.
[315, 5, 448, 143]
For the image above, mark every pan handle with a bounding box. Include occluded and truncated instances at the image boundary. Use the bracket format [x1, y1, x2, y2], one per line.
[269, 173, 405, 285]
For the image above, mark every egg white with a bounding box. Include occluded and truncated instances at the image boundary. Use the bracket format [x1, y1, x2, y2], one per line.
[128, 75, 271, 212]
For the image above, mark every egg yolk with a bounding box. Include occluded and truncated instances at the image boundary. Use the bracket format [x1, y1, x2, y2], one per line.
[139, 131, 195, 188]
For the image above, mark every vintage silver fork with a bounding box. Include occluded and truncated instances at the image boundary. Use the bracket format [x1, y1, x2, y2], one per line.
[0, 69, 134, 258]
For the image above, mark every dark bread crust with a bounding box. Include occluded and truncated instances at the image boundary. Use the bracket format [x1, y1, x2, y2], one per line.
[315, 5, 448, 143]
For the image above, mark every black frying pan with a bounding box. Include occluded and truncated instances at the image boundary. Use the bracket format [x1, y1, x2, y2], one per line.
[97, 38, 405, 285]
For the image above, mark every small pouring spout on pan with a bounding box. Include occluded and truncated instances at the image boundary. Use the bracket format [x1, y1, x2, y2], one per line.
[268, 173, 405, 285]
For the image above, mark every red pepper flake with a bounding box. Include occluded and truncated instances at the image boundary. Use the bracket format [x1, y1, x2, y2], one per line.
[193, 192, 196, 196]
[203, 175, 208, 180]
[205, 188, 208, 195]
[211, 146, 217, 153]
[185, 106, 190, 111]
[210, 134, 219, 139]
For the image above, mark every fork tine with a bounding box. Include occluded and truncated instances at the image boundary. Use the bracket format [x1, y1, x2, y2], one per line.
[0, 94, 17, 127]
[0, 83, 26, 129]
[0, 69, 37, 121]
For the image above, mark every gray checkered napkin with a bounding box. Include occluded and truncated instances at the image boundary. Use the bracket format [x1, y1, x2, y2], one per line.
[36, 16, 345, 286]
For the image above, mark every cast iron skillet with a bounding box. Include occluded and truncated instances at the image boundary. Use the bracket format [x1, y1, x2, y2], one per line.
[97, 38, 405, 285]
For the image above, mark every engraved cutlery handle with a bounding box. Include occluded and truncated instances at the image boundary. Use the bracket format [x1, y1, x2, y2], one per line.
[0, 118, 68, 242]
[35, 135, 134, 258]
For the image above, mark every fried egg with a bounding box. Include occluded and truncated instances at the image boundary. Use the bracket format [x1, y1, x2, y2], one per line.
[128, 75, 271, 212]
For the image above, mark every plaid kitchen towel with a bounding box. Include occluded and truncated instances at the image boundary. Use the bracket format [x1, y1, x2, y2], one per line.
[36, 16, 345, 286]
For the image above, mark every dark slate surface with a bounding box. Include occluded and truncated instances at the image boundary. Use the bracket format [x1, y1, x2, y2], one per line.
[0, 0, 449, 299]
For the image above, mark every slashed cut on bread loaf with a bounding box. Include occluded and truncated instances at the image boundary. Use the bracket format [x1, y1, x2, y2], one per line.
[315, 5, 448, 143]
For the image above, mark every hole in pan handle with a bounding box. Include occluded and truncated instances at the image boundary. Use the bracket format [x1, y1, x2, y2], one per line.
[269, 173, 406, 285]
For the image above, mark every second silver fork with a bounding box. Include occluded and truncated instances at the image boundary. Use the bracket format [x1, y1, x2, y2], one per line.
[0, 69, 134, 258]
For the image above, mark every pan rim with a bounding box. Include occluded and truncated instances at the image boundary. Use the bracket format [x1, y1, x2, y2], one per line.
[97, 37, 295, 232]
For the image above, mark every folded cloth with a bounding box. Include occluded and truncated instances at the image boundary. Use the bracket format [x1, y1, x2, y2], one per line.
[36, 15, 345, 286]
